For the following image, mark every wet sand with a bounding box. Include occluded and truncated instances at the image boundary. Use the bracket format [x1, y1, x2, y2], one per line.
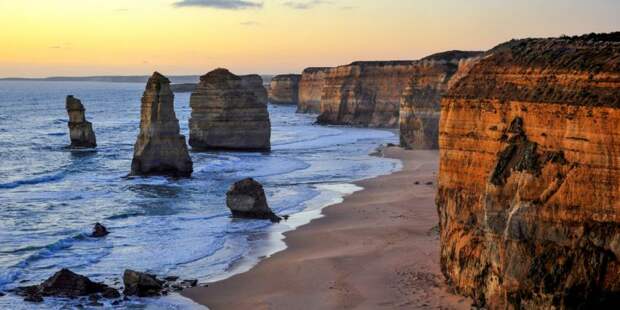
[182, 147, 471, 309]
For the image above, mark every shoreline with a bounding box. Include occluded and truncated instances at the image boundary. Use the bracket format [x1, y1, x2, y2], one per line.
[182, 147, 471, 309]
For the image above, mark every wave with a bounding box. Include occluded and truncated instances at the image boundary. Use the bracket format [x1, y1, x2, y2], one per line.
[0, 171, 66, 189]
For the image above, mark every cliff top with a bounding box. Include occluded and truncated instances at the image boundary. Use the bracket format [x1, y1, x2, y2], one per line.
[421, 50, 484, 62]
[200, 68, 241, 83]
[302, 67, 333, 74]
[66, 95, 84, 111]
[146, 72, 171, 87]
[347, 60, 416, 67]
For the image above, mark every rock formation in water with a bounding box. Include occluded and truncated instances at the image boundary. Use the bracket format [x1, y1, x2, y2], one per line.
[130, 72, 193, 177]
[123, 270, 164, 297]
[297, 67, 332, 113]
[17, 269, 119, 302]
[241, 74, 268, 106]
[66, 95, 97, 148]
[399, 51, 482, 149]
[437, 32, 620, 309]
[91, 222, 109, 238]
[226, 178, 281, 222]
[269, 74, 301, 105]
[189, 68, 271, 151]
[316, 61, 419, 127]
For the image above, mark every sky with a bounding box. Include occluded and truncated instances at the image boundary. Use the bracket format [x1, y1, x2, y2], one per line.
[0, 0, 618, 77]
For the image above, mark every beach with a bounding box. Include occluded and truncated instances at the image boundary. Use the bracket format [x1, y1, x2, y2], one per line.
[182, 147, 471, 309]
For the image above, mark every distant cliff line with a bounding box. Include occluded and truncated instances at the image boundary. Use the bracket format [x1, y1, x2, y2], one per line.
[0, 75, 275, 85]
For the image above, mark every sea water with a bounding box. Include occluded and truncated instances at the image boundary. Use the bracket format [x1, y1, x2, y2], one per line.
[0, 81, 401, 309]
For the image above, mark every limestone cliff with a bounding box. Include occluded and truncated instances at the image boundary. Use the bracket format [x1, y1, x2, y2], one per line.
[399, 51, 482, 149]
[269, 74, 301, 105]
[317, 61, 418, 127]
[189, 69, 271, 151]
[240, 74, 268, 106]
[297, 67, 332, 113]
[131, 72, 193, 177]
[437, 33, 620, 308]
[66, 95, 97, 148]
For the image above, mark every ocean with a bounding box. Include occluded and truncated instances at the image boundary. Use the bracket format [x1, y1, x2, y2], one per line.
[0, 81, 401, 309]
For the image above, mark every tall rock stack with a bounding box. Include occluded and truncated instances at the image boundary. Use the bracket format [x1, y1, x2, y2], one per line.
[317, 61, 417, 127]
[66, 95, 97, 148]
[399, 51, 482, 149]
[297, 67, 332, 113]
[240, 74, 268, 106]
[130, 72, 193, 177]
[437, 33, 620, 308]
[268, 74, 301, 105]
[189, 69, 271, 151]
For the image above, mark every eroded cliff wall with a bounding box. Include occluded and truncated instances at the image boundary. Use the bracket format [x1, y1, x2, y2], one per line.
[437, 33, 620, 308]
[317, 61, 417, 127]
[269, 74, 301, 105]
[399, 51, 482, 149]
[297, 67, 332, 113]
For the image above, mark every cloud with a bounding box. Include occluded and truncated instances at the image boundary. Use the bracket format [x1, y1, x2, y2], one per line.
[49, 46, 62, 49]
[240, 21, 261, 26]
[283, 0, 330, 10]
[114, 8, 129, 12]
[340, 5, 357, 10]
[173, 0, 263, 10]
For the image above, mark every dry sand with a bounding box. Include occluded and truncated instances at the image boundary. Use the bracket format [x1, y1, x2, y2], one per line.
[182, 147, 471, 309]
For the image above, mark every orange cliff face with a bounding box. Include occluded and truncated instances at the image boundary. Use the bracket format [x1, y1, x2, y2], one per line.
[316, 61, 418, 128]
[399, 51, 482, 149]
[437, 33, 620, 308]
[297, 67, 332, 113]
[268, 74, 301, 105]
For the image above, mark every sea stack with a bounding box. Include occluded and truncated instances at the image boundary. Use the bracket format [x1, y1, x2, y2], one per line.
[189, 68, 271, 151]
[437, 33, 620, 308]
[66, 95, 96, 148]
[226, 178, 281, 222]
[240, 74, 268, 106]
[130, 72, 193, 177]
[317, 61, 417, 127]
[268, 74, 301, 105]
[398, 51, 482, 149]
[297, 67, 332, 113]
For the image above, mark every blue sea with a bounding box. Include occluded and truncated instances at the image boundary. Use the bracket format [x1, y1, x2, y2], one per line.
[0, 81, 401, 309]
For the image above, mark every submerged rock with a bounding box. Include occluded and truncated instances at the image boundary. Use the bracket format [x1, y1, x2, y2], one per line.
[226, 178, 281, 222]
[91, 223, 109, 238]
[122, 270, 164, 297]
[66, 95, 97, 148]
[130, 72, 193, 177]
[189, 68, 271, 151]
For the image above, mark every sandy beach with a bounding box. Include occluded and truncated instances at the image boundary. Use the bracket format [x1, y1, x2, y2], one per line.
[182, 147, 471, 309]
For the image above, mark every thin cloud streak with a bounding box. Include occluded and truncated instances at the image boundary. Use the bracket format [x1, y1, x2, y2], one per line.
[173, 0, 263, 10]
[283, 0, 330, 10]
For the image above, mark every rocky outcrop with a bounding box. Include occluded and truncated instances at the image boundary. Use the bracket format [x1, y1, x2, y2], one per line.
[399, 51, 482, 149]
[123, 270, 164, 297]
[189, 69, 271, 151]
[437, 33, 620, 308]
[226, 178, 281, 222]
[297, 67, 332, 113]
[241, 74, 268, 106]
[317, 61, 419, 127]
[269, 74, 301, 105]
[130, 72, 193, 177]
[17, 269, 118, 302]
[66, 95, 96, 148]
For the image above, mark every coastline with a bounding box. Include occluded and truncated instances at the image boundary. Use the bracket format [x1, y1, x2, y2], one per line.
[182, 147, 471, 309]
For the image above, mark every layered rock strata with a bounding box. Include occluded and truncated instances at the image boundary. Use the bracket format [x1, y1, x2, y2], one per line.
[130, 72, 193, 177]
[399, 51, 482, 149]
[297, 67, 332, 113]
[317, 61, 418, 127]
[437, 33, 620, 308]
[241, 74, 268, 106]
[66, 95, 97, 148]
[189, 69, 271, 151]
[269, 74, 301, 105]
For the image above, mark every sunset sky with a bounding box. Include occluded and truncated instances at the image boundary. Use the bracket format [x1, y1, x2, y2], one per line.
[1, 0, 619, 77]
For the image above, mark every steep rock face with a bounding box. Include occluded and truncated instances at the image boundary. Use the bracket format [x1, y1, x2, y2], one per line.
[437, 33, 620, 308]
[240, 74, 268, 106]
[399, 51, 482, 149]
[130, 72, 193, 177]
[66, 95, 97, 148]
[317, 61, 418, 127]
[269, 74, 301, 105]
[189, 69, 271, 151]
[297, 67, 332, 113]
